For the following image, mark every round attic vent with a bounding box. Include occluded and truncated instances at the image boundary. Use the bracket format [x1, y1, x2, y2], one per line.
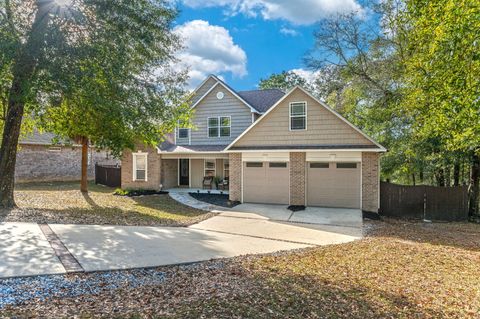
[216, 91, 224, 100]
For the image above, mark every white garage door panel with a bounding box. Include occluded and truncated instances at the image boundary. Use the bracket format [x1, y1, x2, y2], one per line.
[307, 163, 360, 208]
[243, 162, 289, 205]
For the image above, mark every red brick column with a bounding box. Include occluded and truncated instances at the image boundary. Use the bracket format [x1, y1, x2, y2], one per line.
[290, 152, 306, 206]
[229, 153, 242, 202]
[362, 152, 380, 212]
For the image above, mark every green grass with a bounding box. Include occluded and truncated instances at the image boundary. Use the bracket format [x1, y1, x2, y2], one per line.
[5, 181, 210, 226]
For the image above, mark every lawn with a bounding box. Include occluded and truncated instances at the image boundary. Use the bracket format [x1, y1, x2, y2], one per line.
[3, 219, 480, 318]
[0, 181, 210, 226]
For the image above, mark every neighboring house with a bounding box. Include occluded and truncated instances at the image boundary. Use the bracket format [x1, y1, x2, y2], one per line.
[121, 75, 386, 212]
[16, 130, 119, 183]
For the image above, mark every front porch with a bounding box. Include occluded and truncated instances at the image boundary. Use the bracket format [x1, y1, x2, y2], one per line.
[160, 155, 230, 191]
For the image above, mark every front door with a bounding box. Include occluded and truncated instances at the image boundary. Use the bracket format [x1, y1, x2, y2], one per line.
[179, 159, 189, 186]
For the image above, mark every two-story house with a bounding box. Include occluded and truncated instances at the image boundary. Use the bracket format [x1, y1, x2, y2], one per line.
[121, 75, 386, 212]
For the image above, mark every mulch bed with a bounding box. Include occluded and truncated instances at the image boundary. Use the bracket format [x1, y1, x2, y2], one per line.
[189, 193, 240, 208]
[114, 189, 169, 197]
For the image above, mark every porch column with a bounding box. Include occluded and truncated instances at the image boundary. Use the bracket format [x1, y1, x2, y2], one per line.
[229, 153, 242, 202]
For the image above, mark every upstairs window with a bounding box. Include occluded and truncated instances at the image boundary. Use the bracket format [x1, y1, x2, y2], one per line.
[178, 128, 189, 139]
[208, 116, 231, 138]
[133, 153, 147, 181]
[289, 102, 307, 131]
[176, 119, 190, 142]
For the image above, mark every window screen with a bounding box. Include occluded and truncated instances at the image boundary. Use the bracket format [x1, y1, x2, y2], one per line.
[269, 162, 287, 168]
[290, 102, 306, 130]
[133, 154, 147, 181]
[246, 162, 263, 168]
[336, 163, 357, 169]
[178, 128, 189, 139]
[310, 162, 329, 168]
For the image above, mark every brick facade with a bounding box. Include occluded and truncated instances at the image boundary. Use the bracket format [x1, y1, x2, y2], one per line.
[362, 152, 380, 212]
[15, 144, 118, 183]
[229, 153, 242, 202]
[161, 159, 178, 189]
[290, 152, 306, 206]
[121, 146, 161, 190]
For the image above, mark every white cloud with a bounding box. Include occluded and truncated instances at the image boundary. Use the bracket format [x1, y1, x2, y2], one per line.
[290, 68, 321, 84]
[173, 20, 247, 88]
[279, 27, 299, 36]
[181, 0, 363, 25]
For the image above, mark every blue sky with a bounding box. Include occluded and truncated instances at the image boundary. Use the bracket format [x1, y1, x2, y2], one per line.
[171, 0, 365, 90]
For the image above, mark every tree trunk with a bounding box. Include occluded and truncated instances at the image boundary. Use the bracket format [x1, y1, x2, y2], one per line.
[412, 173, 416, 186]
[469, 153, 479, 217]
[0, 2, 50, 208]
[435, 168, 445, 187]
[453, 162, 460, 186]
[80, 137, 89, 193]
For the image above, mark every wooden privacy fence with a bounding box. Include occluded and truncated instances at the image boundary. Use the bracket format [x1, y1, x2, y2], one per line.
[95, 164, 121, 188]
[380, 182, 469, 221]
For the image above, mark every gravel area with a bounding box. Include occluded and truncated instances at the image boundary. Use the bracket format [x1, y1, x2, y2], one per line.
[3, 219, 479, 318]
[188, 193, 239, 208]
[0, 268, 167, 310]
[0, 182, 212, 226]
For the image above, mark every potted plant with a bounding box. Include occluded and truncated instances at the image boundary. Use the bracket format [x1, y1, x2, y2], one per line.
[213, 176, 222, 189]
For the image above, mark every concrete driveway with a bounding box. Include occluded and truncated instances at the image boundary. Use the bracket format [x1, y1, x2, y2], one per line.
[0, 205, 362, 278]
[228, 203, 363, 227]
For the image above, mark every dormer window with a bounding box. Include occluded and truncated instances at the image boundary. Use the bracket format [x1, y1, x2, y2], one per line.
[289, 102, 307, 131]
[208, 116, 231, 138]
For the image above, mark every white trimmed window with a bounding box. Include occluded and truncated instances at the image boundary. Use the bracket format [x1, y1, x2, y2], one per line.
[133, 153, 148, 181]
[289, 102, 307, 131]
[208, 116, 231, 138]
[204, 159, 216, 177]
[178, 128, 189, 139]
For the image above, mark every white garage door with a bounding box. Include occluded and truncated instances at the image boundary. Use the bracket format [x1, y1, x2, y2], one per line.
[243, 162, 289, 205]
[307, 162, 361, 208]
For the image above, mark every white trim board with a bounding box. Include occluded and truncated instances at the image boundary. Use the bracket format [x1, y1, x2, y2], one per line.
[225, 86, 387, 152]
[224, 148, 385, 153]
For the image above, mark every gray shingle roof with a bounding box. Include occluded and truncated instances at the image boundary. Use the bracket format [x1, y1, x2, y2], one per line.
[20, 130, 73, 145]
[159, 142, 227, 153]
[237, 89, 285, 113]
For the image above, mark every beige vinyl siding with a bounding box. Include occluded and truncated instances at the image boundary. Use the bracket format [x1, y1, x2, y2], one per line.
[234, 88, 375, 147]
[191, 85, 253, 145]
[191, 159, 204, 188]
[216, 159, 224, 179]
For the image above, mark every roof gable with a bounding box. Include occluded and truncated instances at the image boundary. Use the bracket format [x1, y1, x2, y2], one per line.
[190, 75, 258, 113]
[226, 86, 386, 151]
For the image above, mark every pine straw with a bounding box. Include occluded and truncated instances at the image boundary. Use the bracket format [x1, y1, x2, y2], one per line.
[4, 219, 480, 318]
[0, 182, 210, 226]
